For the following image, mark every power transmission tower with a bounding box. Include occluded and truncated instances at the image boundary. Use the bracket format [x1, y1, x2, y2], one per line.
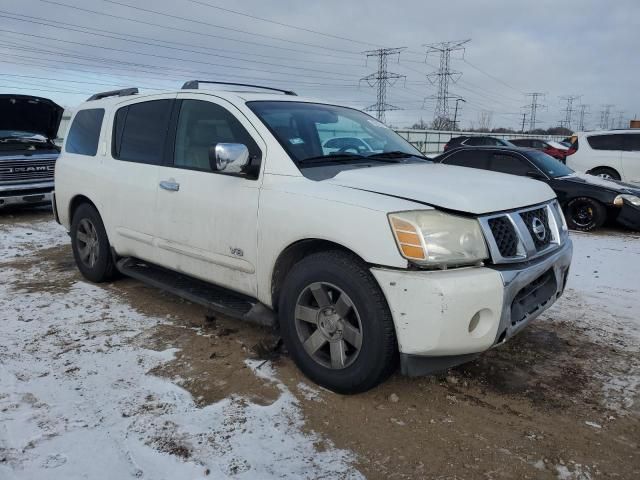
[524, 93, 545, 132]
[615, 111, 626, 129]
[360, 47, 406, 123]
[424, 39, 470, 128]
[598, 105, 614, 130]
[577, 104, 589, 131]
[521, 112, 527, 133]
[560, 95, 581, 130]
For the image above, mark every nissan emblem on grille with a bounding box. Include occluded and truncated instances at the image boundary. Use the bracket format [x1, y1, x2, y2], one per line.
[531, 217, 546, 241]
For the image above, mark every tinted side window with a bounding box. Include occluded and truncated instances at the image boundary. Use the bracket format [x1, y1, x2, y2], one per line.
[622, 133, 640, 151]
[489, 153, 532, 176]
[65, 109, 104, 156]
[465, 137, 486, 146]
[173, 100, 260, 174]
[442, 150, 490, 169]
[587, 134, 624, 151]
[113, 100, 173, 164]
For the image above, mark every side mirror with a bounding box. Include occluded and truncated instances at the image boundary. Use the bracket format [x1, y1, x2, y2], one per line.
[209, 143, 250, 173]
[526, 170, 547, 180]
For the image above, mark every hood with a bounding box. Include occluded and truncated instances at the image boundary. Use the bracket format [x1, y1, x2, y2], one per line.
[562, 173, 640, 195]
[0, 94, 64, 140]
[327, 163, 556, 215]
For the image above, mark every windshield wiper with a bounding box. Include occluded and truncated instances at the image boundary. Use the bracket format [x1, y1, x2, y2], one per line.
[298, 153, 376, 165]
[366, 151, 431, 161]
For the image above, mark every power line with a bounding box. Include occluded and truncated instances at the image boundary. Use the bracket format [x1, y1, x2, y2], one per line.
[360, 48, 406, 123]
[524, 92, 545, 132]
[599, 104, 614, 130]
[0, 9, 364, 67]
[38, 0, 362, 60]
[559, 94, 580, 130]
[424, 39, 470, 126]
[98, 0, 361, 56]
[577, 104, 589, 131]
[185, 0, 381, 47]
[460, 58, 523, 94]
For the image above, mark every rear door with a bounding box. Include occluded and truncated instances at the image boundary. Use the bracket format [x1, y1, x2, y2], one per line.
[153, 94, 266, 297]
[620, 133, 640, 184]
[106, 96, 175, 263]
[584, 133, 623, 177]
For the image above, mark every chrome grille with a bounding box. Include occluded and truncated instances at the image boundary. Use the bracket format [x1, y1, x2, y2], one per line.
[479, 201, 566, 264]
[519, 207, 551, 250]
[0, 158, 56, 183]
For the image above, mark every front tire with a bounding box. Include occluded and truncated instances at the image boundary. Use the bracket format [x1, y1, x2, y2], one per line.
[278, 250, 397, 394]
[71, 203, 117, 282]
[565, 197, 607, 232]
[590, 167, 620, 181]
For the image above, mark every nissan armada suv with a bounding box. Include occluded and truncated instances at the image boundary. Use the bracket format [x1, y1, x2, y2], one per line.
[54, 82, 573, 393]
[1, 94, 63, 208]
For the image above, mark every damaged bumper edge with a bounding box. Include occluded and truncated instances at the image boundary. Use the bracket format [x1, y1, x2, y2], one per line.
[372, 239, 573, 377]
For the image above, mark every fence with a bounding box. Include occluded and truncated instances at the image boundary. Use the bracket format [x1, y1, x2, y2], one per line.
[394, 129, 566, 155]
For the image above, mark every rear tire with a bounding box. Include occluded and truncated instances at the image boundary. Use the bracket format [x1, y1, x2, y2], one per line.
[589, 167, 620, 181]
[278, 250, 397, 394]
[71, 203, 117, 282]
[565, 197, 607, 232]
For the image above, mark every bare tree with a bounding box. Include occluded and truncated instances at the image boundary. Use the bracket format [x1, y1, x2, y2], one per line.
[431, 115, 455, 130]
[477, 111, 493, 132]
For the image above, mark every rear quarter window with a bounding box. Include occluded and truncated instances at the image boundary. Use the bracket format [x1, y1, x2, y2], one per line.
[65, 109, 105, 156]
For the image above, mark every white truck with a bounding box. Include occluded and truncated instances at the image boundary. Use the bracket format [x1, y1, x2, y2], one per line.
[54, 82, 573, 393]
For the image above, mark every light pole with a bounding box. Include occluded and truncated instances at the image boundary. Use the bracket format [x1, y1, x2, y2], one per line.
[453, 98, 466, 131]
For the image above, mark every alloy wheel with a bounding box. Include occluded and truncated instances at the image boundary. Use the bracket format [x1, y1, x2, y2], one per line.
[294, 282, 363, 369]
[76, 218, 100, 268]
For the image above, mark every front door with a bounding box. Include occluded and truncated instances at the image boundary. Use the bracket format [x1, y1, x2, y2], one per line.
[154, 94, 265, 297]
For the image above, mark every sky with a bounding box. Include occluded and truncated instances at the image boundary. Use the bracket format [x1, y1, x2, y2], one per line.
[1, 0, 638, 131]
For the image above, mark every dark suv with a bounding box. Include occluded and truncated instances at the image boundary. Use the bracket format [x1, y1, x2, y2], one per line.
[443, 135, 514, 151]
[0, 94, 63, 209]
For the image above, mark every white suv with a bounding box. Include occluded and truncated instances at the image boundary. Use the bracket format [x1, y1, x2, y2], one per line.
[54, 81, 573, 393]
[567, 130, 640, 184]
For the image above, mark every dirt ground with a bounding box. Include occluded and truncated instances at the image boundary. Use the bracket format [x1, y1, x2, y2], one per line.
[2, 208, 639, 479]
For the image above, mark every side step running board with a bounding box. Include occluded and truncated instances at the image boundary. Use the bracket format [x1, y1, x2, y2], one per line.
[116, 257, 275, 328]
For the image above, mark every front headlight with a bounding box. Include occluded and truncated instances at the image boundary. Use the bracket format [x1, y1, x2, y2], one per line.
[388, 210, 489, 267]
[614, 194, 640, 207]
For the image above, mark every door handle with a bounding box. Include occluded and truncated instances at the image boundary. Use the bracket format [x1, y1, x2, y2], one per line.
[159, 180, 180, 192]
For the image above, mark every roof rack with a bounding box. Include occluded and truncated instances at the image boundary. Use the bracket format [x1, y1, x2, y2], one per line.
[182, 80, 297, 96]
[87, 88, 139, 101]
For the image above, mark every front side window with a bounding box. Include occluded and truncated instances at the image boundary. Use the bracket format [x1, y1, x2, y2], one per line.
[442, 150, 490, 169]
[489, 153, 533, 176]
[587, 134, 625, 151]
[65, 109, 104, 156]
[112, 99, 173, 164]
[173, 100, 260, 173]
[247, 101, 422, 166]
[527, 151, 573, 178]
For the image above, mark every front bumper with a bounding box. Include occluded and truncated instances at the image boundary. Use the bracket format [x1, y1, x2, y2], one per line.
[371, 239, 573, 376]
[616, 203, 640, 231]
[0, 181, 54, 208]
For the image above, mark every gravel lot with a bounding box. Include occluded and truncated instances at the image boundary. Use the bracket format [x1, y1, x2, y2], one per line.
[1, 208, 639, 479]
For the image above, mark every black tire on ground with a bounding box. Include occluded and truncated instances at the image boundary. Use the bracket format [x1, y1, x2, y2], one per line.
[278, 250, 398, 394]
[589, 167, 621, 181]
[70, 203, 117, 283]
[565, 197, 607, 232]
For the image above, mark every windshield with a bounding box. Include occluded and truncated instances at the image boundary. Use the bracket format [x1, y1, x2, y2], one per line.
[527, 150, 574, 178]
[247, 101, 423, 165]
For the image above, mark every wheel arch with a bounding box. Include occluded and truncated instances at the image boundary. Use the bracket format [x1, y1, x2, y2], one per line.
[587, 166, 621, 180]
[270, 238, 369, 314]
[69, 194, 99, 222]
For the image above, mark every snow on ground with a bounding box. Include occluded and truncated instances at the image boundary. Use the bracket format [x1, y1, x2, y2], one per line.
[0, 221, 360, 480]
[0, 219, 69, 262]
[564, 230, 640, 348]
[547, 229, 640, 414]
